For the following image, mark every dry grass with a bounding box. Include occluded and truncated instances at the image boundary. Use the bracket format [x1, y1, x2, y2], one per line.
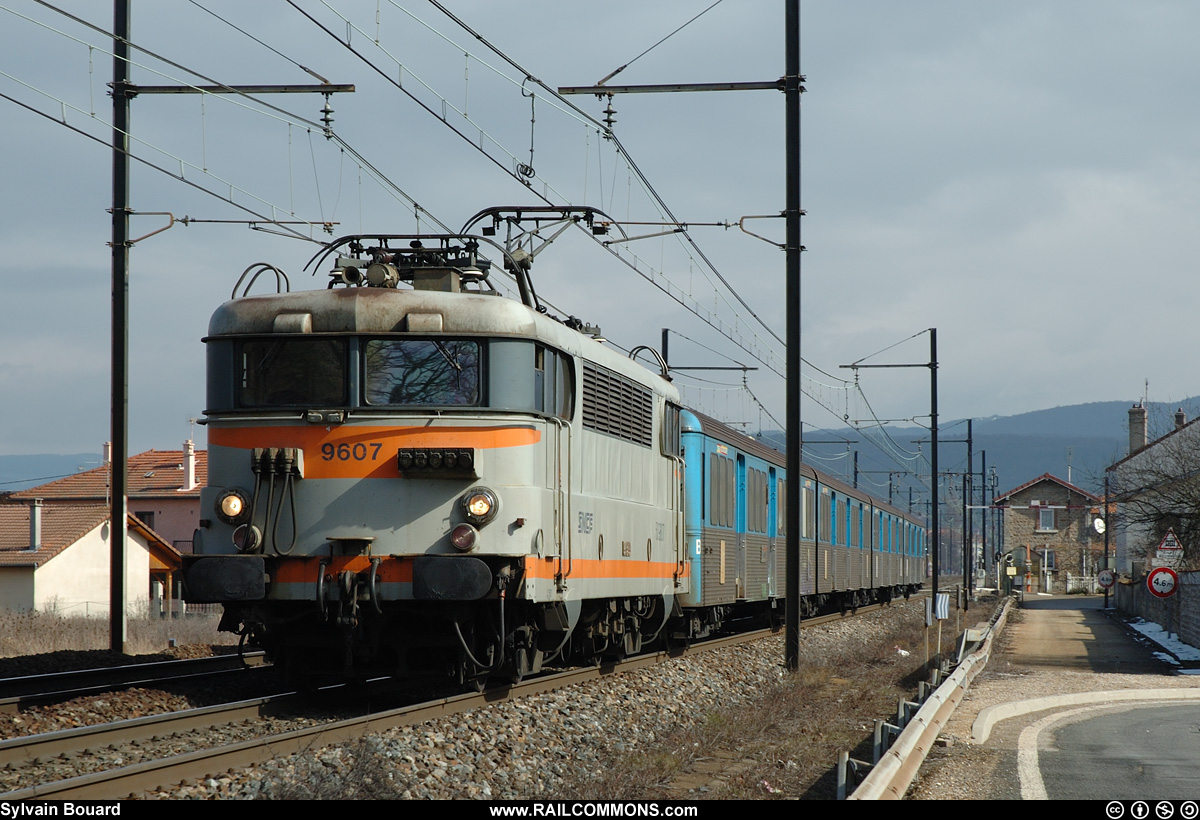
[557, 604, 992, 801]
[0, 607, 238, 670]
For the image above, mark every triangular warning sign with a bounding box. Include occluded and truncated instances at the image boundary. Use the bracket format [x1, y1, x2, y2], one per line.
[1158, 529, 1183, 552]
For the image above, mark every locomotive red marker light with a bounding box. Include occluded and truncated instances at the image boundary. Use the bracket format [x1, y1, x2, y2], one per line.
[232, 523, 262, 553]
[451, 523, 478, 551]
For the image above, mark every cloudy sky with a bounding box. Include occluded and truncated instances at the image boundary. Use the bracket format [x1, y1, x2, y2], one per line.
[1, 1, 1197, 459]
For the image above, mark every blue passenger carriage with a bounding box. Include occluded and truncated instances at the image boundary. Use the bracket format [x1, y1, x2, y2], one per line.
[679, 411, 924, 624]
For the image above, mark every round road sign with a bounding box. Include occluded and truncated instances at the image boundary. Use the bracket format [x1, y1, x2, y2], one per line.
[1098, 569, 1116, 589]
[1147, 566, 1179, 599]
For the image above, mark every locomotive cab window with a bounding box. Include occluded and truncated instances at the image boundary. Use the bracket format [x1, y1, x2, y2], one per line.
[661, 403, 682, 458]
[237, 338, 347, 408]
[364, 339, 481, 406]
[533, 345, 575, 420]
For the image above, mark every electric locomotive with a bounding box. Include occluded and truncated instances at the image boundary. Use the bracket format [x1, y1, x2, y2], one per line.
[183, 207, 927, 686]
[184, 210, 688, 685]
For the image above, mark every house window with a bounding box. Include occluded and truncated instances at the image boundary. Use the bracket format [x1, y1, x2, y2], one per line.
[134, 510, 155, 529]
[1043, 549, 1057, 571]
[1037, 507, 1056, 532]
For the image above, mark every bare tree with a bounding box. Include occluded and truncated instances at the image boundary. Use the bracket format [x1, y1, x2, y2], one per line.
[1109, 414, 1200, 568]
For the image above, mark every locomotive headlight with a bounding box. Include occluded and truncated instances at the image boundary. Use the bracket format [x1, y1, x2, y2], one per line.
[461, 487, 499, 526]
[215, 489, 251, 524]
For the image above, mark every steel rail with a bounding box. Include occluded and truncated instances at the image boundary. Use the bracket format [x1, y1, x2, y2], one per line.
[3, 600, 918, 799]
[2, 628, 780, 799]
[0, 691, 299, 770]
[0, 652, 267, 713]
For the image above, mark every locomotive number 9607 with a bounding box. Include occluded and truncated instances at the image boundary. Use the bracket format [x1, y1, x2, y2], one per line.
[321, 442, 383, 461]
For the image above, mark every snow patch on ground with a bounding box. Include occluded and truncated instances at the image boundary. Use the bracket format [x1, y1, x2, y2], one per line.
[1127, 617, 1200, 662]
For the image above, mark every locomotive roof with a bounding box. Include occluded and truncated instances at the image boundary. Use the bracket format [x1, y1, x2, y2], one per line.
[207, 286, 678, 401]
[209, 287, 536, 337]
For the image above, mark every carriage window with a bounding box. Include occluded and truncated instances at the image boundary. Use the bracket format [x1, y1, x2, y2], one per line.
[802, 485, 815, 539]
[364, 339, 481, 406]
[778, 479, 787, 537]
[238, 338, 346, 407]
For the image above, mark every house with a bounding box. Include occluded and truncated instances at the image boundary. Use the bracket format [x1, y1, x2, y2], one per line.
[993, 473, 1104, 593]
[7, 442, 206, 554]
[1107, 403, 1200, 574]
[0, 499, 181, 615]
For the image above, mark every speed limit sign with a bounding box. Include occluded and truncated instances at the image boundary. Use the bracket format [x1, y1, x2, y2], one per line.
[1148, 566, 1179, 599]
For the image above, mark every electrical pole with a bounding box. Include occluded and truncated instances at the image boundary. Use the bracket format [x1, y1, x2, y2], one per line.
[106, 1, 351, 653]
[966, 418, 973, 604]
[783, 0, 803, 672]
[110, 0, 131, 653]
[840, 328, 939, 606]
[560, 2, 804, 670]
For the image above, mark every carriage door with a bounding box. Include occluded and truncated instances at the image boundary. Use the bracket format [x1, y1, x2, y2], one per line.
[767, 467, 778, 597]
[736, 454, 747, 599]
[663, 403, 685, 589]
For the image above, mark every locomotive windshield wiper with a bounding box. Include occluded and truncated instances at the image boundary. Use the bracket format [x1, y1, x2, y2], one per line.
[432, 341, 462, 373]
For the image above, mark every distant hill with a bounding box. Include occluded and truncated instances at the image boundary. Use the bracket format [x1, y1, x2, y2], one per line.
[753, 398, 1200, 499]
[0, 453, 103, 495]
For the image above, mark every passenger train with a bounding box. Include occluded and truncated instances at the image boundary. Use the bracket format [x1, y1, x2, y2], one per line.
[182, 208, 926, 685]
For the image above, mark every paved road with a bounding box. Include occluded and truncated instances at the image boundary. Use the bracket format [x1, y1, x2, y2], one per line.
[909, 594, 1200, 801]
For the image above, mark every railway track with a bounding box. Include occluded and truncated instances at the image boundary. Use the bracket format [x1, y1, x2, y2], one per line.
[2, 628, 773, 799]
[3, 598, 917, 799]
[0, 652, 267, 713]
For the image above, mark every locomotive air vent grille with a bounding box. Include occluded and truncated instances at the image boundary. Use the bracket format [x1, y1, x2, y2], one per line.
[581, 364, 653, 447]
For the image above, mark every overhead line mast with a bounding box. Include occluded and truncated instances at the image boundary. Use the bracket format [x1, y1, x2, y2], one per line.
[559, 0, 805, 671]
[107, 0, 351, 653]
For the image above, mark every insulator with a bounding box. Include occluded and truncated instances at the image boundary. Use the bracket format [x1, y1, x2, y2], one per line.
[320, 96, 334, 136]
[603, 100, 617, 129]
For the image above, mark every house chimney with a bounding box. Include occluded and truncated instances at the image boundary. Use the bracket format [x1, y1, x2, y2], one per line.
[29, 498, 42, 550]
[1129, 403, 1148, 454]
[183, 439, 196, 491]
[1176, 408, 1187, 430]
[102, 441, 112, 464]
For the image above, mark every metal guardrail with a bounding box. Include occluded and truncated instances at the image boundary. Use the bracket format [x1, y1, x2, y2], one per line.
[839, 596, 1014, 800]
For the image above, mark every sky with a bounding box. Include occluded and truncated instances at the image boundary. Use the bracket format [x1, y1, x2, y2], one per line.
[1, 1, 1199, 461]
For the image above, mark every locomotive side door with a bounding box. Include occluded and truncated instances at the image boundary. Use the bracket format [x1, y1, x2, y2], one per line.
[552, 416, 571, 586]
[539, 346, 574, 590]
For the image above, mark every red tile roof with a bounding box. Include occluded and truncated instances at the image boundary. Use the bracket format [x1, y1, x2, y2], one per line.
[8, 449, 206, 503]
[0, 504, 108, 567]
[0, 505, 179, 568]
[993, 472, 1100, 505]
